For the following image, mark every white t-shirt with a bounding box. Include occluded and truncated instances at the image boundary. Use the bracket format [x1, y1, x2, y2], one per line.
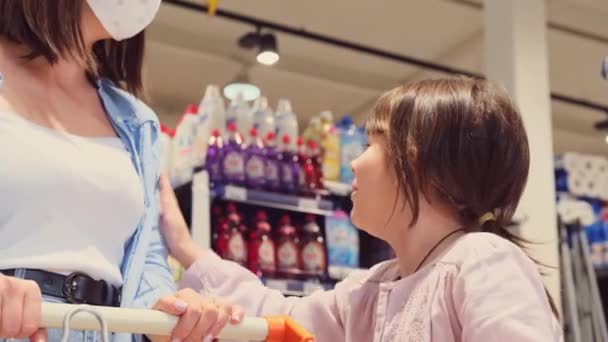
[0, 110, 144, 286]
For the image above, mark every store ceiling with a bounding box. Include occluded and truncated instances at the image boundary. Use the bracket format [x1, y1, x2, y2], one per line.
[144, 0, 608, 155]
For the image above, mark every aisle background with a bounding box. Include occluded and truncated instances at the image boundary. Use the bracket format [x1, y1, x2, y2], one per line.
[143, 0, 608, 155]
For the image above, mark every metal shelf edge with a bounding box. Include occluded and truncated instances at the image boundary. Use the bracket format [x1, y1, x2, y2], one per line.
[211, 185, 335, 216]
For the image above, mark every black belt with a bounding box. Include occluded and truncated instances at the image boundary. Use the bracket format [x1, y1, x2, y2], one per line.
[1, 269, 121, 307]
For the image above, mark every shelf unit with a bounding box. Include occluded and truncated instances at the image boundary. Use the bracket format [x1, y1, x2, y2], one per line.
[597, 267, 608, 279]
[212, 185, 335, 216]
[322, 180, 353, 196]
[263, 278, 334, 297]
[178, 171, 396, 295]
[185, 171, 358, 295]
[188, 171, 338, 249]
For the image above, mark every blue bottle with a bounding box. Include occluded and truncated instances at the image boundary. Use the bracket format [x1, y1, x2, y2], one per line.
[339, 116, 366, 184]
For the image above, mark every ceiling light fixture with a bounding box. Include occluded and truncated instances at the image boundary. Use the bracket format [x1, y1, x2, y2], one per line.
[256, 34, 280, 66]
[223, 67, 260, 101]
[238, 28, 280, 66]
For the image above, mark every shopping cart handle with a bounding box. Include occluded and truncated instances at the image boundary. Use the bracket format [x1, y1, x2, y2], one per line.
[41, 303, 314, 342]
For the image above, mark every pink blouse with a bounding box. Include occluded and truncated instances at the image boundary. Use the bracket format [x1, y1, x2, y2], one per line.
[179, 232, 563, 341]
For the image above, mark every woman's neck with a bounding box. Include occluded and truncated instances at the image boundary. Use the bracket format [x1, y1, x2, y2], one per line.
[383, 199, 465, 278]
[0, 39, 90, 90]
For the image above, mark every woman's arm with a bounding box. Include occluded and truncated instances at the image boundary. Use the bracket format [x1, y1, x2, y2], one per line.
[130, 121, 239, 342]
[130, 126, 177, 310]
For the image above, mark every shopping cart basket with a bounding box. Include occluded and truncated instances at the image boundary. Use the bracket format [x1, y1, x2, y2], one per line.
[42, 303, 314, 342]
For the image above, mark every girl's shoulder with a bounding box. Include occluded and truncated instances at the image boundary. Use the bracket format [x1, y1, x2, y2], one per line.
[438, 232, 549, 300]
[439, 232, 534, 269]
[435, 234, 562, 340]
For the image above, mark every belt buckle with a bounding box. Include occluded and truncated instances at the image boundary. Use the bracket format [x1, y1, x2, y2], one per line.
[62, 272, 93, 304]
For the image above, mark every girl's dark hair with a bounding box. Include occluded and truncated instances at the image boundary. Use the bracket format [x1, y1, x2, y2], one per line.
[0, 0, 145, 95]
[367, 77, 558, 316]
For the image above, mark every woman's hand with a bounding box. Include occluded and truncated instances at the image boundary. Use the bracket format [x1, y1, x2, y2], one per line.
[159, 175, 206, 268]
[151, 289, 244, 342]
[0, 275, 46, 341]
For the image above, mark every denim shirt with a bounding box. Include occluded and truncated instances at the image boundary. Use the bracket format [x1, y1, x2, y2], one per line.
[97, 79, 176, 341]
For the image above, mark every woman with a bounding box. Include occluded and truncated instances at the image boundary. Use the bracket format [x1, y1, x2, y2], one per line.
[160, 77, 563, 341]
[0, 1, 240, 341]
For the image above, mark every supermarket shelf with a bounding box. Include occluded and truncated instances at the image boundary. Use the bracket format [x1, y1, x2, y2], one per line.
[263, 278, 334, 296]
[328, 265, 367, 280]
[596, 267, 608, 279]
[211, 185, 335, 216]
[323, 180, 353, 196]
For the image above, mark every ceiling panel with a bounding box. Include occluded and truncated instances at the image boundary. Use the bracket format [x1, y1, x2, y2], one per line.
[145, 0, 608, 154]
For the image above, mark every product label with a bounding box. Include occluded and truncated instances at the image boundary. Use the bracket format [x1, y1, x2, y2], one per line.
[299, 166, 306, 187]
[208, 161, 221, 180]
[224, 151, 244, 176]
[258, 239, 276, 270]
[266, 161, 279, 182]
[301, 242, 326, 272]
[227, 234, 247, 264]
[340, 143, 364, 183]
[281, 164, 293, 183]
[246, 156, 265, 180]
[326, 218, 359, 267]
[327, 225, 357, 247]
[277, 242, 298, 269]
[322, 163, 339, 181]
[323, 135, 341, 180]
[341, 143, 364, 166]
[176, 147, 193, 167]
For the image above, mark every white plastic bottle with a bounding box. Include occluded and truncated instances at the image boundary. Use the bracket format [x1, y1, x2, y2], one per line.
[251, 96, 275, 139]
[226, 92, 252, 141]
[204, 85, 226, 137]
[172, 105, 198, 186]
[303, 116, 322, 143]
[275, 99, 299, 150]
[193, 85, 222, 169]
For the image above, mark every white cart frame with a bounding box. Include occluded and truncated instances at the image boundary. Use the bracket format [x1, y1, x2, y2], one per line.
[42, 303, 314, 342]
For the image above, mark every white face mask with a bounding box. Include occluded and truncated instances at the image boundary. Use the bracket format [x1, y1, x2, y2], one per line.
[87, 0, 161, 41]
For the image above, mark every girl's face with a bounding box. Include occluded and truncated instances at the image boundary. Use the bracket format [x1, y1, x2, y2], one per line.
[350, 134, 403, 239]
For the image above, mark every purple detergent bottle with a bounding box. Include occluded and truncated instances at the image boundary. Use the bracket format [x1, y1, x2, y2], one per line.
[205, 129, 224, 187]
[222, 122, 246, 186]
[264, 132, 281, 192]
[278, 135, 299, 194]
[245, 128, 267, 189]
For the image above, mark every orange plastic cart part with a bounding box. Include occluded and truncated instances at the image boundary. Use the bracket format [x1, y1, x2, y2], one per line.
[265, 316, 315, 342]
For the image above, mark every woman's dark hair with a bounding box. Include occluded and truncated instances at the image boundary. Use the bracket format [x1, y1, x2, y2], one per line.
[367, 77, 558, 316]
[0, 0, 145, 95]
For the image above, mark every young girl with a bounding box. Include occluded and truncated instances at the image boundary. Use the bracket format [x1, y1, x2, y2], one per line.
[160, 77, 563, 341]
